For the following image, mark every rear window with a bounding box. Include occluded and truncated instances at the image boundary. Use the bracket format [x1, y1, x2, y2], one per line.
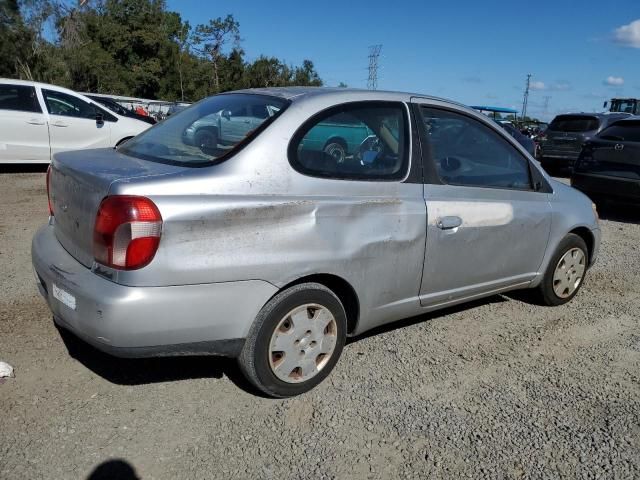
[119, 93, 289, 166]
[548, 115, 599, 132]
[598, 121, 640, 142]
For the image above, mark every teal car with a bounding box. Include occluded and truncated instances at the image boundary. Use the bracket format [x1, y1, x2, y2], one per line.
[298, 112, 374, 162]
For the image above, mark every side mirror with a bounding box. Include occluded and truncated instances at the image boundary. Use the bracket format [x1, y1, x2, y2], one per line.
[96, 112, 104, 126]
[221, 110, 232, 120]
[603, 101, 608, 109]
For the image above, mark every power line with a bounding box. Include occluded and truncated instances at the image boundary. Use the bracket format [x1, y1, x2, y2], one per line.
[521, 73, 531, 119]
[367, 45, 382, 90]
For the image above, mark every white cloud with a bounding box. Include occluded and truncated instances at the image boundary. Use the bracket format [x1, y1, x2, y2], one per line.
[614, 19, 640, 48]
[530, 81, 545, 90]
[549, 82, 571, 92]
[604, 76, 624, 86]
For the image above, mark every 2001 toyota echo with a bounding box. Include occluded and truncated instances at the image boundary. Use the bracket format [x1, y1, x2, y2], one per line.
[32, 88, 601, 397]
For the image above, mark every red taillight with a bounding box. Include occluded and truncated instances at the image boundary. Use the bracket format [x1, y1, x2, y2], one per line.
[93, 196, 162, 270]
[46, 165, 53, 216]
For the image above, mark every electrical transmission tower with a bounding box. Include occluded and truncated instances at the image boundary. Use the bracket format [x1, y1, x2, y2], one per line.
[367, 45, 382, 90]
[521, 73, 532, 119]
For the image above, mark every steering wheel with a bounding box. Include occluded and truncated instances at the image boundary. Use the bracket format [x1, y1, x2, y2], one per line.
[355, 136, 383, 166]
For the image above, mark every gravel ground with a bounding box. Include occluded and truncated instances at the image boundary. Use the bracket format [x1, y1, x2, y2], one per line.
[1, 170, 639, 479]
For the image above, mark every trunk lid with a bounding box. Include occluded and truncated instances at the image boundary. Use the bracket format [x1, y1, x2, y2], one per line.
[50, 148, 186, 268]
[543, 115, 600, 156]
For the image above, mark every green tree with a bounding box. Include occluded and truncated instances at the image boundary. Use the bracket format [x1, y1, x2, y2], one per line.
[192, 14, 240, 94]
[0, 0, 324, 100]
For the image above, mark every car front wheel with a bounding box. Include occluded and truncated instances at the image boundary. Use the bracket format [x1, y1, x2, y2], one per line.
[238, 283, 347, 398]
[194, 129, 218, 149]
[537, 233, 588, 306]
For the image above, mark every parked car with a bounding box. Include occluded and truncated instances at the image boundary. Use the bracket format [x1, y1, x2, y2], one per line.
[86, 95, 156, 125]
[0, 79, 151, 163]
[498, 121, 536, 156]
[32, 88, 600, 397]
[538, 113, 630, 172]
[572, 118, 640, 204]
[183, 105, 374, 162]
[182, 103, 281, 149]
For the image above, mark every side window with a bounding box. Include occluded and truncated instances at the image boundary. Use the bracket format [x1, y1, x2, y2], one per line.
[43, 89, 97, 120]
[251, 104, 269, 119]
[0, 84, 42, 113]
[421, 107, 532, 190]
[290, 102, 409, 180]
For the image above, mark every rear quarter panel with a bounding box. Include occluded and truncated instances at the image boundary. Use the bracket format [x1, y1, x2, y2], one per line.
[532, 180, 600, 285]
[107, 92, 427, 334]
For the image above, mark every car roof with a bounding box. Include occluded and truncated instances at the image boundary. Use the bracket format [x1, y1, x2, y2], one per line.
[0, 78, 80, 95]
[609, 116, 640, 125]
[228, 86, 466, 108]
[553, 112, 631, 119]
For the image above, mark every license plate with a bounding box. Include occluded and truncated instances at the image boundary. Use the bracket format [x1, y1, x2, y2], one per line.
[52, 283, 76, 311]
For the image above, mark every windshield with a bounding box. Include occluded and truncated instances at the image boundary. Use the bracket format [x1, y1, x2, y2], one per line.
[548, 115, 600, 133]
[599, 121, 640, 142]
[119, 93, 289, 166]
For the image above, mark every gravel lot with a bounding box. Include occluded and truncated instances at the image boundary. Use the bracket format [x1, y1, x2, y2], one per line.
[1, 169, 639, 479]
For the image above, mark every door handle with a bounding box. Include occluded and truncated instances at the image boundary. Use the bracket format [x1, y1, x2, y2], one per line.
[26, 119, 45, 125]
[436, 216, 462, 230]
[51, 121, 68, 127]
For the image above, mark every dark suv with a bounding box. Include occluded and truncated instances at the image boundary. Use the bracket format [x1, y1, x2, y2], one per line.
[538, 113, 630, 171]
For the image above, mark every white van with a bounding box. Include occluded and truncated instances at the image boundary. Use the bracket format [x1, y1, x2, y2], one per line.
[0, 79, 151, 163]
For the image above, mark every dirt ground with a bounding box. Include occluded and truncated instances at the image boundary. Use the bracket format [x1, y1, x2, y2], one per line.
[1, 169, 639, 479]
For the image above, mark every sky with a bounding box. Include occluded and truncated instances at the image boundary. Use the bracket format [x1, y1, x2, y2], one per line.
[167, 0, 640, 121]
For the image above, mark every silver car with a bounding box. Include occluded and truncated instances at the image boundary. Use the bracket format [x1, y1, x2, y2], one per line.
[32, 88, 601, 397]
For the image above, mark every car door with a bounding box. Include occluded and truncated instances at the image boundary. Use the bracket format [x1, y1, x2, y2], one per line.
[218, 105, 255, 144]
[0, 83, 50, 163]
[591, 121, 640, 179]
[41, 88, 111, 155]
[414, 101, 552, 307]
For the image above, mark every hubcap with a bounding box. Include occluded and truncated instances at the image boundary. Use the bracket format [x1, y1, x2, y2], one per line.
[269, 304, 338, 383]
[552, 247, 586, 298]
[324, 144, 346, 163]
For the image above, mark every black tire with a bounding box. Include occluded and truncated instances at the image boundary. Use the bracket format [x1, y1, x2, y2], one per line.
[537, 233, 588, 306]
[194, 128, 218, 149]
[323, 140, 347, 163]
[238, 282, 347, 398]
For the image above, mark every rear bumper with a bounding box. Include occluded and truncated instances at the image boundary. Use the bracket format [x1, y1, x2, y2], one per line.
[31, 224, 277, 358]
[571, 172, 640, 203]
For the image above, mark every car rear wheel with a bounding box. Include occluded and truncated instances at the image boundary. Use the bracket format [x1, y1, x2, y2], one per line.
[323, 141, 347, 163]
[537, 233, 588, 306]
[238, 282, 347, 398]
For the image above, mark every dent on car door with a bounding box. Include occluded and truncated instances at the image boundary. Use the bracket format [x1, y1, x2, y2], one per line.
[42, 89, 111, 154]
[288, 101, 426, 332]
[416, 103, 551, 307]
[0, 84, 50, 162]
